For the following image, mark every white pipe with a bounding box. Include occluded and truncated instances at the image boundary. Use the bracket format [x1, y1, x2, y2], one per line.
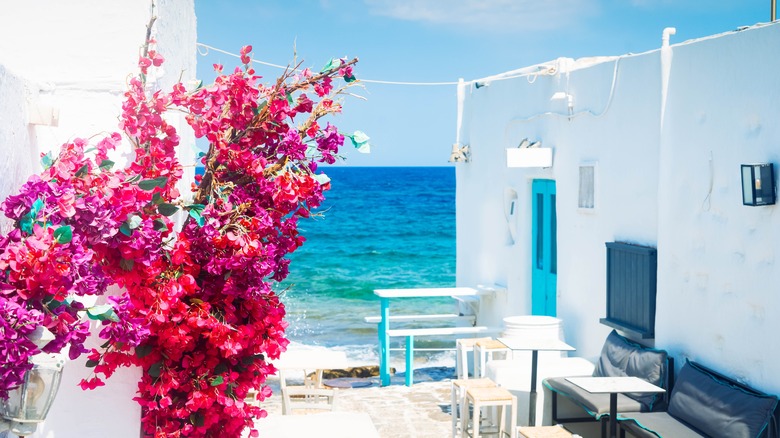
[662, 27, 677, 48]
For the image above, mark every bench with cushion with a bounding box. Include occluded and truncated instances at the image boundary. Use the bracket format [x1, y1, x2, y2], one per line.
[542, 330, 673, 437]
[619, 360, 779, 438]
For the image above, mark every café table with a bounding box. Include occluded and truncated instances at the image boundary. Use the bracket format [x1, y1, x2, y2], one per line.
[565, 376, 665, 438]
[496, 337, 575, 426]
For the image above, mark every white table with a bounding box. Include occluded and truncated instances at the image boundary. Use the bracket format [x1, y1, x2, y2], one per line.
[497, 337, 575, 426]
[565, 376, 665, 438]
[255, 412, 379, 437]
[374, 287, 489, 386]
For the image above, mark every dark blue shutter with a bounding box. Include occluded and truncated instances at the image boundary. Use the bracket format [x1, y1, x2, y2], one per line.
[600, 242, 657, 339]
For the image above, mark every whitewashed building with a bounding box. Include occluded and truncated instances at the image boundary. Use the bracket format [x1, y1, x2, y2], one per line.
[0, 1, 197, 437]
[456, 19, 780, 395]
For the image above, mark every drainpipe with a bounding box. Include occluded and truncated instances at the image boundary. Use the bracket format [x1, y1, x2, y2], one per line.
[772, 0, 777, 21]
[657, 28, 677, 323]
[660, 28, 676, 126]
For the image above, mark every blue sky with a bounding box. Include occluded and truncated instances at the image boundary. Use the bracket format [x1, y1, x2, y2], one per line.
[195, 0, 772, 166]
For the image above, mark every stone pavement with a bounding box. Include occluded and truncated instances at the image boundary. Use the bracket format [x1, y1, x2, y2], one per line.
[257, 368, 454, 437]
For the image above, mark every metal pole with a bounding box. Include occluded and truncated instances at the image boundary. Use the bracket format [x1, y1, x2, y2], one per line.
[773, 0, 777, 22]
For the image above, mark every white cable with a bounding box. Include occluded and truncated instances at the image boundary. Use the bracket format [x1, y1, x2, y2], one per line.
[197, 43, 291, 70]
[195, 42, 556, 87]
[509, 56, 622, 123]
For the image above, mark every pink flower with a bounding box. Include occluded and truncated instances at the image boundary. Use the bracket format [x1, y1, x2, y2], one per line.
[240, 45, 252, 65]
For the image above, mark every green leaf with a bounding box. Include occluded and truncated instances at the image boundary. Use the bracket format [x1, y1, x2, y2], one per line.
[120, 258, 135, 271]
[126, 174, 142, 184]
[158, 203, 179, 217]
[321, 58, 340, 73]
[214, 363, 228, 375]
[349, 131, 371, 153]
[53, 225, 73, 244]
[75, 164, 89, 178]
[138, 176, 168, 191]
[45, 299, 64, 312]
[119, 222, 132, 237]
[86, 359, 99, 368]
[148, 362, 162, 378]
[30, 198, 44, 218]
[135, 344, 153, 359]
[241, 354, 264, 366]
[188, 209, 205, 227]
[21, 200, 45, 233]
[253, 100, 268, 116]
[127, 214, 142, 230]
[19, 216, 33, 234]
[344, 73, 357, 83]
[153, 218, 168, 232]
[286, 91, 294, 108]
[99, 159, 115, 171]
[152, 193, 164, 205]
[41, 153, 54, 170]
[312, 173, 331, 185]
[87, 304, 120, 322]
[351, 131, 370, 144]
[209, 376, 224, 387]
[190, 412, 204, 427]
[188, 204, 205, 212]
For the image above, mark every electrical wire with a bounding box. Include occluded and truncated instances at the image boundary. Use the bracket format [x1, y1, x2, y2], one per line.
[507, 55, 622, 124]
[195, 42, 557, 87]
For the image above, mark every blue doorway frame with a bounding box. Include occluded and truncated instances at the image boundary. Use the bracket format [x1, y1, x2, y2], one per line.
[531, 179, 557, 316]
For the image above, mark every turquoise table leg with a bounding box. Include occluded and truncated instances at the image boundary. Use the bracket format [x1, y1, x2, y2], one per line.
[379, 298, 390, 386]
[405, 335, 414, 386]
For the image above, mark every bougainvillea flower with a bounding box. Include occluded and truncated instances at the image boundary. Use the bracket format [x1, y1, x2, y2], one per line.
[0, 34, 361, 438]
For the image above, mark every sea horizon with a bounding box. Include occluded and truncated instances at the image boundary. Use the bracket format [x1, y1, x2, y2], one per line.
[279, 166, 458, 370]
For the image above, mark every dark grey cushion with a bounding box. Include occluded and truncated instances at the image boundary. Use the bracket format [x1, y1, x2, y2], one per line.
[544, 377, 645, 419]
[619, 412, 706, 437]
[594, 330, 668, 410]
[667, 362, 778, 438]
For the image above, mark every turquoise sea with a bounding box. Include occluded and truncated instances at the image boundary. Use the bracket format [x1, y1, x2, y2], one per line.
[279, 166, 458, 369]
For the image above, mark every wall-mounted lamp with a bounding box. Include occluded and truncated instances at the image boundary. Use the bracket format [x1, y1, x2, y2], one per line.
[0, 354, 64, 436]
[741, 163, 776, 206]
[448, 143, 470, 163]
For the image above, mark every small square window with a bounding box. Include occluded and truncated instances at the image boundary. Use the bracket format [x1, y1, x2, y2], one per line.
[578, 164, 595, 209]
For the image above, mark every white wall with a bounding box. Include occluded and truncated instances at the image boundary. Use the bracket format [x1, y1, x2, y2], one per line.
[0, 1, 197, 437]
[457, 20, 780, 392]
[0, 67, 39, 232]
[656, 22, 780, 392]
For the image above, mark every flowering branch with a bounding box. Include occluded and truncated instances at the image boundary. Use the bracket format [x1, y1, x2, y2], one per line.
[0, 29, 366, 438]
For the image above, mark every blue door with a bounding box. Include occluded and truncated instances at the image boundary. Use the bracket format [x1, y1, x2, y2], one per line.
[531, 180, 557, 316]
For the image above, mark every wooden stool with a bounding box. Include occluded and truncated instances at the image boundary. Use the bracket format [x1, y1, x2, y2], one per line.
[456, 337, 492, 379]
[451, 378, 497, 437]
[518, 425, 573, 438]
[462, 386, 517, 438]
[474, 339, 511, 378]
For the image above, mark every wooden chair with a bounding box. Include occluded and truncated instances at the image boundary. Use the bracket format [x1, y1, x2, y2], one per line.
[280, 368, 338, 415]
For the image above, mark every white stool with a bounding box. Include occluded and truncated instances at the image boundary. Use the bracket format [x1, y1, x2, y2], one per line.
[474, 339, 511, 378]
[456, 337, 492, 379]
[462, 386, 518, 438]
[451, 378, 496, 437]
